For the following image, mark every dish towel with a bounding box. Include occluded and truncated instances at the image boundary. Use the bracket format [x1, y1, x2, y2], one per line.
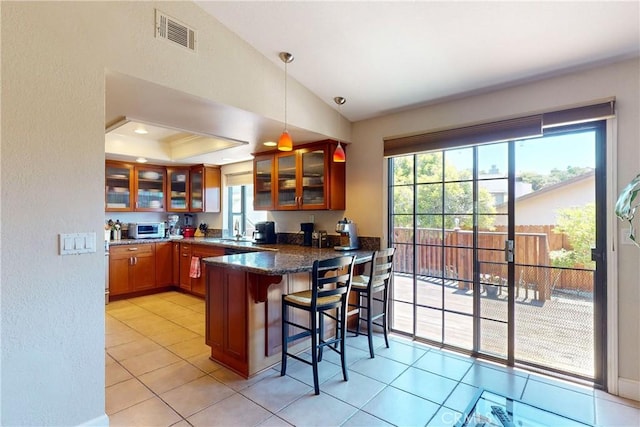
[189, 256, 201, 279]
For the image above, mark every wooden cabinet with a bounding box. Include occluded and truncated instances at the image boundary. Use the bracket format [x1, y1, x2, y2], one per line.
[253, 140, 345, 211]
[155, 242, 173, 287]
[254, 155, 274, 210]
[191, 245, 225, 297]
[107, 162, 219, 213]
[190, 165, 221, 213]
[167, 168, 190, 212]
[178, 243, 224, 296]
[106, 161, 166, 212]
[206, 266, 248, 376]
[178, 243, 193, 292]
[109, 244, 156, 296]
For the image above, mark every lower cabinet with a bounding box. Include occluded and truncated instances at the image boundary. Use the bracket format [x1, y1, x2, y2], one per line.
[155, 242, 173, 287]
[191, 246, 225, 297]
[109, 244, 156, 296]
[206, 266, 248, 376]
[109, 241, 226, 299]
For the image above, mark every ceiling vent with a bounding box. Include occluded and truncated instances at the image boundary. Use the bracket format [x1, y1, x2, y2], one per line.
[155, 10, 196, 52]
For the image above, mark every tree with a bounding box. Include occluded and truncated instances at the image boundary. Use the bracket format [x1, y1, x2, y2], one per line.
[550, 203, 595, 269]
[391, 154, 496, 230]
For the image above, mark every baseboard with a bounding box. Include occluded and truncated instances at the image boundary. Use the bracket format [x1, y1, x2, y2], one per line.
[618, 377, 640, 402]
[77, 413, 109, 426]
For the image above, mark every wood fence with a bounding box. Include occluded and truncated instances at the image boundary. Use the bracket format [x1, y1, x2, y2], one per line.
[392, 227, 593, 295]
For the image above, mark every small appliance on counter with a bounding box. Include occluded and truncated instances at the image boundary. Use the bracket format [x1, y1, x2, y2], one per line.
[300, 222, 314, 246]
[253, 221, 277, 244]
[335, 218, 359, 250]
[312, 230, 328, 248]
[167, 215, 182, 239]
[182, 226, 196, 238]
[128, 222, 165, 239]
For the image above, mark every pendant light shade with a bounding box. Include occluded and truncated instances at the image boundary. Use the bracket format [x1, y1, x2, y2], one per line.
[333, 96, 347, 162]
[333, 142, 346, 162]
[278, 52, 294, 151]
[278, 130, 293, 151]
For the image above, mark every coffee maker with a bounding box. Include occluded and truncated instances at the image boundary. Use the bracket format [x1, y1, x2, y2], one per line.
[334, 218, 359, 250]
[300, 222, 314, 246]
[253, 221, 277, 244]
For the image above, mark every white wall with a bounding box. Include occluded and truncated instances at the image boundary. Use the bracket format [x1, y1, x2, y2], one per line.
[350, 58, 640, 397]
[0, 2, 343, 425]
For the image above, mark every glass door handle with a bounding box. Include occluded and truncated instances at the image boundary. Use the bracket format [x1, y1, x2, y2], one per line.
[504, 240, 514, 263]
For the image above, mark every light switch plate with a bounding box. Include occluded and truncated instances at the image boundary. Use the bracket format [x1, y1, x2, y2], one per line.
[59, 232, 97, 255]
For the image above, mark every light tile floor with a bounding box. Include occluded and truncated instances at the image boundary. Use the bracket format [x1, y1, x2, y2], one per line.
[106, 291, 640, 426]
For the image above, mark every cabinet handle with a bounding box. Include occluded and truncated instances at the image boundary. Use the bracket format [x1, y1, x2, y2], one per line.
[134, 256, 137, 265]
[128, 247, 138, 251]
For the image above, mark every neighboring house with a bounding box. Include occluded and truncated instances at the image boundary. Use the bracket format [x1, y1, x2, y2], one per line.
[480, 164, 533, 205]
[495, 171, 595, 226]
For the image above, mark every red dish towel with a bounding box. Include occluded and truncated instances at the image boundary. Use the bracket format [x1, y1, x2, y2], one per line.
[189, 256, 201, 279]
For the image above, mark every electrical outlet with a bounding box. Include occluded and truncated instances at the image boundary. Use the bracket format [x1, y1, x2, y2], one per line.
[621, 228, 634, 245]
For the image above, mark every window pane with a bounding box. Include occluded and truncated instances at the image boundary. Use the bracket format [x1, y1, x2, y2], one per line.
[392, 156, 414, 185]
[416, 152, 442, 183]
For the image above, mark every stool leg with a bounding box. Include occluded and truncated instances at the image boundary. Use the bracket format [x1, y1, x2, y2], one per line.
[366, 292, 374, 358]
[311, 310, 320, 395]
[318, 311, 324, 362]
[354, 291, 362, 337]
[280, 301, 288, 376]
[339, 305, 349, 381]
[382, 286, 390, 349]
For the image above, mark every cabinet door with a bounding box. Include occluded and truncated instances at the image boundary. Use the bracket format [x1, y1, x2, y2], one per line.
[300, 147, 328, 209]
[253, 155, 274, 210]
[155, 242, 173, 287]
[172, 242, 180, 285]
[167, 168, 190, 212]
[191, 246, 225, 297]
[109, 255, 132, 296]
[275, 152, 299, 209]
[130, 244, 155, 291]
[190, 166, 204, 211]
[105, 161, 134, 211]
[135, 166, 166, 211]
[179, 243, 192, 291]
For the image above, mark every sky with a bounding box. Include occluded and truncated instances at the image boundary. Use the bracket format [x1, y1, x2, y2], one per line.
[446, 130, 596, 175]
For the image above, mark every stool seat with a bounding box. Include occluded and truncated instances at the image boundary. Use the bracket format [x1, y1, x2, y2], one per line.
[284, 290, 342, 307]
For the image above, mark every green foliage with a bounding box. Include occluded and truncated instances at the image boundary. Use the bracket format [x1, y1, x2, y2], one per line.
[552, 203, 596, 269]
[391, 154, 496, 230]
[520, 166, 593, 191]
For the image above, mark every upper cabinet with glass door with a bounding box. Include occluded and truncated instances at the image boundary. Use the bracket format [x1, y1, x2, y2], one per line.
[167, 168, 190, 212]
[190, 165, 221, 213]
[252, 140, 346, 211]
[106, 161, 134, 211]
[134, 165, 166, 211]
[254, 155, 275, 210]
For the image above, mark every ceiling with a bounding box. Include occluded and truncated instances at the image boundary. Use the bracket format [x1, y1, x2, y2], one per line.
[106, 1, 639, 166]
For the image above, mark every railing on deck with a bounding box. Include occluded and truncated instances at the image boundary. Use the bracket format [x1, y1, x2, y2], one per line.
[392, 227, 593, 300]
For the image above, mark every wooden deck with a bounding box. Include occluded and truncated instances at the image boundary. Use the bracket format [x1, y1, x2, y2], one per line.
[389, 274, 594, 378]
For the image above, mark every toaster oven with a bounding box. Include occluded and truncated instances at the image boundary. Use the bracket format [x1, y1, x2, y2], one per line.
[128, 222, 165, 239]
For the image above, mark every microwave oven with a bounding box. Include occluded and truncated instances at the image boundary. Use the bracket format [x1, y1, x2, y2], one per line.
[128, 222, 165, 239]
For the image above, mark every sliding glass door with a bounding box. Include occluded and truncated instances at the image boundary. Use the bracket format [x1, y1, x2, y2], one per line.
[388, 121, 606, 385]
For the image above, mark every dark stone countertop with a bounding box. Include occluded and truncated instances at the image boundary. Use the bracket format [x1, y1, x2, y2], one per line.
[108, 237, 373, 275]
[202, 246, 374, 276]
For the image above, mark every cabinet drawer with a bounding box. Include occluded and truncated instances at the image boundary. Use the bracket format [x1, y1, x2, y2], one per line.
[110, 243, 155, 258]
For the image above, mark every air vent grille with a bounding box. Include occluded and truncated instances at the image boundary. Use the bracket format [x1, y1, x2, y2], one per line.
[155, 10, 196, 52]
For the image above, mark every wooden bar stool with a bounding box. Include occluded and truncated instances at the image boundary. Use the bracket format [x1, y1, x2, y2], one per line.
[347, 247, 395, 358]
[280, 255, 356, 395]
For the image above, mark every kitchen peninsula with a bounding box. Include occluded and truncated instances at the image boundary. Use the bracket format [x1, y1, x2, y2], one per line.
[202, 245, 373, 379]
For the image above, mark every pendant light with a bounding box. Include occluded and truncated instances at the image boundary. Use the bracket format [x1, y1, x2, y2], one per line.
[278, 52, 294, 151]
[333, 96, 346, 162]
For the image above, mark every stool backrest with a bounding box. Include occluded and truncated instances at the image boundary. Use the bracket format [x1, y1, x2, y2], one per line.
[311, 255, 356, 309]
[368, 247, 396, 290]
